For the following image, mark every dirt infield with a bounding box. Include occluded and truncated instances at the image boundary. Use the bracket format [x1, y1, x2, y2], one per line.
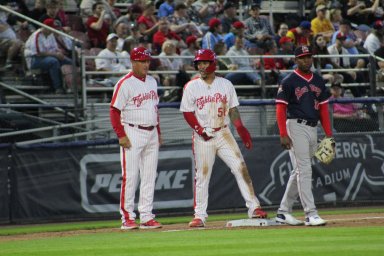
[1, 212, 384, 242]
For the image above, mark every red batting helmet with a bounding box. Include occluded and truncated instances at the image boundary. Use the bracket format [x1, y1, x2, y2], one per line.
[130, 47, 152, 61]
[194, 49, 217, 73]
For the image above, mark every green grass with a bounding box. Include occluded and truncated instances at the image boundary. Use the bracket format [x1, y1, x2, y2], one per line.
[1, 227, 383, 256]
[0, 207, 383, 256]
[1, 207, 383, 236]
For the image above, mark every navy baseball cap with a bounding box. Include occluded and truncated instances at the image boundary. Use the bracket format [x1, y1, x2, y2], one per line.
[294, 45, 312, 58]
[299, 21, 312, 31]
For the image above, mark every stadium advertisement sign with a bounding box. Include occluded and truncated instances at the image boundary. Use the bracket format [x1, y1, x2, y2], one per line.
[4, 134, 384, 222]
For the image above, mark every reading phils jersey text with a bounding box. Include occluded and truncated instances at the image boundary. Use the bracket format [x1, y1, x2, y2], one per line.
[180, 76, 239, 128]
[111, 72, 159, 126]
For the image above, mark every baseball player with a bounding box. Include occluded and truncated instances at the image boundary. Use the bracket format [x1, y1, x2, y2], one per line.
[110, 47, 162, 230]
[180, 49, 268, 228]
[275, 45, 333, 226]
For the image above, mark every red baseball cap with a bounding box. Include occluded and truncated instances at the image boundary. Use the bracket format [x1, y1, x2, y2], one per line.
[208, 18, 221, 28]
[43, 18, 60, 29]
[279, 36, 293, 45]
[186, 35, 197, 46]
[232, 21, 245, 29]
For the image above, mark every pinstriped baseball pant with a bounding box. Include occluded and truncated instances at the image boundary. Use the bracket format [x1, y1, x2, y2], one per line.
[192, 127, 261, 221]
[120, 126, 159, 224]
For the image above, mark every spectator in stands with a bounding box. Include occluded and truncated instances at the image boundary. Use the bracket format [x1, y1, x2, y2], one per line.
[214, 0, 225, 16]
[213, 41, 235, 74]
[244, 3, 274, 53]
[329, 8, 343, 31]
[114, 22, 129, 52]
[277, 36, 295, 70]
[114, 3, 143, 30]
[202, 18, 224, 50]
[180, 35, 200, 69]
[225, 36, 261, 86]
[330, 81, 377, 132]
[328, 32, 366, 97]
[123, 24, 142, 52]
[0, 10, 24, 69]
[24, 18, 73, 94]
[167, 3, 202, 41]
[342, 0, 380, 26]
[29, 0, 46, 22]
[354, 24, 371, 47]
[157, 40, 189, 101]
[94, 33, 131, 86]
[286, 20, 312, 47]
[158, 0, 174, 18]
[86, 2, 111, 48]
[312, 34, 340, 84]
[56, 0, 69, 30]
[331, 20, 360, 56]
[192, 0, 217, 25]
[107, 0, 121, 18]
[80, 0, 117, 23]
[152, 19, 186, 53]
[311, 4, 335, 42]
[262, 40, 285, 85]
[39, 0, 70, 33]
[223, 21, 245, 49]
[185, 0, 203, 25]
[364, 20, 384, 55]
[274, 22, 289, 47]
[219, 2, 238, 34]
[330, 82, 360, 119]
[137, 1, 161, 44]
[3, 0, 34, 42]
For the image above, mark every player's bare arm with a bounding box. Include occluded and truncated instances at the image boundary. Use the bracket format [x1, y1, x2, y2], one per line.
[228, 107, 240, 121]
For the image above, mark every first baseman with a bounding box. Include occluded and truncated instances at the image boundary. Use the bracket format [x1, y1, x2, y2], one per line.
[275, 45, 333, 226]
[110, 47, 162, 230]
[180, 49, 268, 228]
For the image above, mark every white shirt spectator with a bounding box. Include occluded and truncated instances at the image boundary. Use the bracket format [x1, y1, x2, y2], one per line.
[24, 29, 58, 69]
[225, 45, 253, 70]
[363, 33, 381, 54]
[95, 48, 131, 71]
[158, 51, 183, 70]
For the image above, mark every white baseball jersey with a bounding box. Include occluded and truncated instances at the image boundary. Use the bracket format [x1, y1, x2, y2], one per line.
[180, 76, 261, 222]
[111, 71, 160, 225]
[111, 72, 159, 126]
[24, 29, 59, 69]
[180, 76, 239, 128]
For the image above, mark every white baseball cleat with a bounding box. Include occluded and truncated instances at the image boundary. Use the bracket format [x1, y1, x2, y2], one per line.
[276, 213, 304, 226]
[305, 215, 327, 226]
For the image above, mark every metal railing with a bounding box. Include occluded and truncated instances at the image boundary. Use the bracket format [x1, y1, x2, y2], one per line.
[81, 53, 374, 108]
[0, 4, 83, 121]
[1, 98, 383, 145]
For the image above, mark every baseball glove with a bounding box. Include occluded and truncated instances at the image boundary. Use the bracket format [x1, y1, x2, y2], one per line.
[315, 137, 336, 164]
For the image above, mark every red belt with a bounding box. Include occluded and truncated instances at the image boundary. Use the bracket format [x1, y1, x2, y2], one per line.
[213, 125, 227, 132]
[128, 123, 155, 131]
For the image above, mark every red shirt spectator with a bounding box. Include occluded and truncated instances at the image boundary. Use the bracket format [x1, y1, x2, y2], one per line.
[86, 2, 111, 48]
[153, 20, 182, 53]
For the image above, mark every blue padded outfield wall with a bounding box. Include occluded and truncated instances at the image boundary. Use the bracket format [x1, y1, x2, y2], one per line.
[1, 134, 384, 224]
